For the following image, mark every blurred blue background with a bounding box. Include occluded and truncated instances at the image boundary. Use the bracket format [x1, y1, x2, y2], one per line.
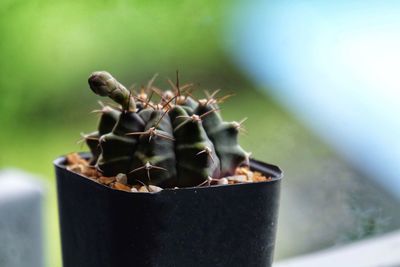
[0, 1, 399, 266]
[229, 0, 400, 198]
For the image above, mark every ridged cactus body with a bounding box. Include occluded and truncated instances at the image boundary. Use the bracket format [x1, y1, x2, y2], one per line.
[84, 106, 120, 164]
[85, 71, 248, 188]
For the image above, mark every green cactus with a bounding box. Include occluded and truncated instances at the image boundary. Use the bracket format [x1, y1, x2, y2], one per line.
[85, 71, 249, 188]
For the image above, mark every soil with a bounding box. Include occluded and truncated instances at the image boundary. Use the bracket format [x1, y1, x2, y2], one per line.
[65, 153, 271, 193]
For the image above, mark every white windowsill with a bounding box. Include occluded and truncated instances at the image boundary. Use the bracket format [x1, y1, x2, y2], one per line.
[275, 230, 400, 267]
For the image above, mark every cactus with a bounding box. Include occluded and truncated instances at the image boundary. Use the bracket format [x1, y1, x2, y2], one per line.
[84, 71, 249, 188]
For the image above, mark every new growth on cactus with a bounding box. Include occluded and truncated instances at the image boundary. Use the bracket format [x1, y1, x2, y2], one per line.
[83, 71, 249, 188]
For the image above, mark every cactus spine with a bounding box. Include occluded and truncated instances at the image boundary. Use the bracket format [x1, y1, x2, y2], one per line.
[85, 71, 249, 188]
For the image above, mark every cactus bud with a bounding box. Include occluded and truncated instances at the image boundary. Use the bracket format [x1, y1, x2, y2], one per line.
[88, 71, 136, 111]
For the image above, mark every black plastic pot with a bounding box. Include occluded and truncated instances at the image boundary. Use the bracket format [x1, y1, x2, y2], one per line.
[54, 154, 282, 267]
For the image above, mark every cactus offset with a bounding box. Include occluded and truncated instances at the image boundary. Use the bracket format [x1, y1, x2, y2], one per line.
[85, 71, 249, 188]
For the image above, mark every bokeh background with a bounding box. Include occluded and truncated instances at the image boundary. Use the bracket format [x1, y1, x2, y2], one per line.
[1, 1, 400, 266]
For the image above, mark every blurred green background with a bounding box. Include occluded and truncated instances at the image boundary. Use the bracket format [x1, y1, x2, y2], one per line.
[1, 1, 399, 267]
[0, 1, 275, 266]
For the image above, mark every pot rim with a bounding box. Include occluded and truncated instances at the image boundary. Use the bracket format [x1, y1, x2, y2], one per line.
[54, 152, 282, 195]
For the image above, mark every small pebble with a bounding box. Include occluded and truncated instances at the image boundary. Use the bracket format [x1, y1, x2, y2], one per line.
[217, 178, 229, 185]
[245, 170, 253, 180]
[82, 166, 98, 177]
[66, 153, 87, 165]
[252, 171, 270, 182]
[115, 173, 128, 185]
[148, 185, 163, 192]
[132, 185, 141, 190]
[67, 164, 85, 173]
[139, 186, 149, 192]
[98, 176, 116, 185]
[225, 175, 248, 183]
[114, 182, 131, 192]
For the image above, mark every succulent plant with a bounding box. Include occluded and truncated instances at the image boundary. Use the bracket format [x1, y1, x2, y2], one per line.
[84, 71, 249, 188]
